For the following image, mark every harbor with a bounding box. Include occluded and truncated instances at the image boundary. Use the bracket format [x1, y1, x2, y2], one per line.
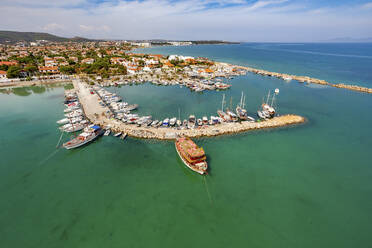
[70, 79, 305, 141]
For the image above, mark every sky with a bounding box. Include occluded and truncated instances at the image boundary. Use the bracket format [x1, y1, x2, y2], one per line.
[1, 0, 372, 42]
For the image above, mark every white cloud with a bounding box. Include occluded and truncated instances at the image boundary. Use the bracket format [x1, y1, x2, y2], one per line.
[0, 0, 371, 42]
[361, 2, 372, 9]
[42, 23, 65, 32]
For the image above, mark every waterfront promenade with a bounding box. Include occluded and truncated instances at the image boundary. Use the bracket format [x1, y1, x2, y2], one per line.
[73, 80, 305, 140]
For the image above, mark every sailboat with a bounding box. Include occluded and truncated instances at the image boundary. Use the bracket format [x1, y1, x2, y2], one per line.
[217, 94, 232, 122]
[258, 89, 277, 119]
[236, 91, 248, 121]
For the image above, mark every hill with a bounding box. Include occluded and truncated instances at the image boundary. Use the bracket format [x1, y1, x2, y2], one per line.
[0, 31, 94, 43]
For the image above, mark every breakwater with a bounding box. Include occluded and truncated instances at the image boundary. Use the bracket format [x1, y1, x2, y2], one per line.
[73, 80, 305, 140]
[235, 65, 372, 94]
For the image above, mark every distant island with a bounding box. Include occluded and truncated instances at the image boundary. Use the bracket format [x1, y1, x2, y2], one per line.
[0, 31, 96, 44]
[0, 30, 239, 45]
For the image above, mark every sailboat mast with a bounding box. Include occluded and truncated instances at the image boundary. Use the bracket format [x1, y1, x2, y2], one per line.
[240, 91, 243, 107]
[221, 94, 225, 112]
[242, 95, 246, 109]
[271, 93, 275, 107]
[266, 90, 271, 105]
[178, 108, 180, 120]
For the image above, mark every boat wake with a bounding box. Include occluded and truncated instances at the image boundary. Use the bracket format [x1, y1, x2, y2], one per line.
[203, 176, 213, 205]
[38, 149, 60, 166]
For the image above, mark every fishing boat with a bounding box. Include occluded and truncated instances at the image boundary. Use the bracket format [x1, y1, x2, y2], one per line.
[62, 125, 104, 149]
[175, 137, 208, 175]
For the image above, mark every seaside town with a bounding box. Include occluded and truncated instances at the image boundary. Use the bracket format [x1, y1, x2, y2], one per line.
[1, 39, 306, 174]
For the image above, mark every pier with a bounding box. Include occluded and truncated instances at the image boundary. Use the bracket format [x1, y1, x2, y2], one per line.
[73, 80, 305, 140]
[236, 65, 372, 94]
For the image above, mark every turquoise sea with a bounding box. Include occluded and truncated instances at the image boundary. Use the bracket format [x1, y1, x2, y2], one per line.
[1, 43, 372, 248]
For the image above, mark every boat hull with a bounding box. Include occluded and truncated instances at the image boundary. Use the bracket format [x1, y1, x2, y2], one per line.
[175, 143, 206, 175]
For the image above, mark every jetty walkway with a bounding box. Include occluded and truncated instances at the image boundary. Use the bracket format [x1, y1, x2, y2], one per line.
[235, 65, 372, 94]
[73, 80, 305, 140]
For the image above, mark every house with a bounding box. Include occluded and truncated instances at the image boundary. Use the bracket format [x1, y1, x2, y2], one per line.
[0, 70, 7, 80]
[110, 57, 126, 65]
[69, 57, 78, 63]
[39, 66, 59, 74]
[162, 61, 175, 68]
[44, 58, 57, 66]
[82, 58, 94, 64]
[0, 61, 18, 66]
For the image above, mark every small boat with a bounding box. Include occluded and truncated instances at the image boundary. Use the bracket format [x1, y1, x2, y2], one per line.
[151, 120, 159, 127]
[176, 119, 182, 127]
[197, 119, 203, 126]
[57, 118, 69, 125]
[114, 132, 122, 137]
[175, 137, 208, 175]
[62, 125, 104, 149]
[247, 116, 255, 122]
[257, 110, 267, 119]
[162, 118, 169, 127]
[124, 104, 138, 111]
[120, 133, 127, 140]
[64, 106, 80, 113]
[202, 116, 209, 125]
[188, 115, 196, 129]
[60, 123, 86, 133]
[226, 110, 238, 122]
[169, 117, 177, 126]
[104, 129, 111, 136]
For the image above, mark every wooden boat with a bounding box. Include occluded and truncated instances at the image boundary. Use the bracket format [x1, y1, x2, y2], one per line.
[175, 137, 208, 175]
[63, 125, 104, 149]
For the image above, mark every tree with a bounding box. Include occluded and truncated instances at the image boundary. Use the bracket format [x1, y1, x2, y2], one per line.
[60, 65, 76, 75]
[7, 66, 21, 78]
[0, 64, 8, 71]
[24, 65, 38, 74]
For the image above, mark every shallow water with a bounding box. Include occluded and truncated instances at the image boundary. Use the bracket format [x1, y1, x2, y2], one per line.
[1, 44, 372, 248]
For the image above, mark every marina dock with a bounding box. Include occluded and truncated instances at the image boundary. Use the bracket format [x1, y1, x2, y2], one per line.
[73, 80, 305, 140]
